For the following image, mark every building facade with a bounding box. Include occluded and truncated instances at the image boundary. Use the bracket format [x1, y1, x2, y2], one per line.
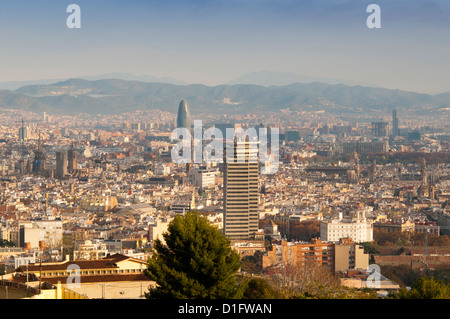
[262, 239, 335, 271]
[223, 139, 259, 241]
[189, 168, 218, 189]
[342, 140, 389, 155]
[320, 212, 373, 243]
[56, 150, 68, 179]
[334, 238, 369, 272]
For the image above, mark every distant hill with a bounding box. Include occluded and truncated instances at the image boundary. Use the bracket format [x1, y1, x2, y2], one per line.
[435, 90, 450, 100]
[0, 73, 188, 91]
[0, 78, 448, 116]
[78, 73, 189, 86]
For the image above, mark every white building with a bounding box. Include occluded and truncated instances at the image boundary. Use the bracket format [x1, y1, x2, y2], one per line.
[320, 211, 373, 243]
[13, 253, 36, 269]
[188, 168, 218, 189]
[73, 239, 109, 260]
[154, 163, 171, 176]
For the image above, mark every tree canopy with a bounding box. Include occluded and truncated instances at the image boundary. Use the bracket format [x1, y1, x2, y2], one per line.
[395, 276, 450, 299]
[145, 211, 242, 299]
[242, 277, 282, 299]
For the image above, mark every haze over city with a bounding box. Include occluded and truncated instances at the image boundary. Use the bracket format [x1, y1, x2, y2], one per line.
[1, 0, 450, 94]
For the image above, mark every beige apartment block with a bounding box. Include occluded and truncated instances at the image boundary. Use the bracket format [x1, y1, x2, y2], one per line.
[334, 238, 369, 272]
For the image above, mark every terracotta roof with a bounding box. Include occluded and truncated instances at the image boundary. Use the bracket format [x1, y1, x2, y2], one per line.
[103, 253, 133, 263]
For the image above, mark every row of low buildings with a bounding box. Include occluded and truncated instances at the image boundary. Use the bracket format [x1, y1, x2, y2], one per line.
[0, 110, 449, 299]
[2, 253, 154, 299]
[260, 237, 369, 273]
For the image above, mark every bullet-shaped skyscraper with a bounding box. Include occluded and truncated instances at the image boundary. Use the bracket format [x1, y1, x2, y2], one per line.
[177, 100, 191, 129]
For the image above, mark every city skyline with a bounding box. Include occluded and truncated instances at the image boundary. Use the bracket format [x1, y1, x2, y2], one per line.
[0, 1, 450, 94]
[0, 0, 449, 303]
[1, 98, 449, 300]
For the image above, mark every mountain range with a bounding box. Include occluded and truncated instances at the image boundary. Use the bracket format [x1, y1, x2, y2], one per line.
[227, 71, 376, 87]
[0, 73, 188, 91]
[0, 74, 449, 116]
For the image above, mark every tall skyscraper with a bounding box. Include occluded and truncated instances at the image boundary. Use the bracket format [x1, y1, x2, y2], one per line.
[392, 109, 399, 137]
[177, 100, 191, 130]
[68, 146, 77, 173]
[56, 151, 68, 179]
[223, 138, 259, 241]
[371, 121, 388, 137]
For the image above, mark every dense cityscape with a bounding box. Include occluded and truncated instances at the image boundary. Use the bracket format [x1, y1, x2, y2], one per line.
[1, 1, 450, 311]
[0, 99, 449, 300]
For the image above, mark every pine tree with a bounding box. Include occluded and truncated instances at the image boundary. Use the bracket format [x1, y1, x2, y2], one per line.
[145, 211, 243, 299]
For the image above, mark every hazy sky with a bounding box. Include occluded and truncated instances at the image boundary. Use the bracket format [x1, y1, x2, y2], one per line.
[1, 0, 449, 94]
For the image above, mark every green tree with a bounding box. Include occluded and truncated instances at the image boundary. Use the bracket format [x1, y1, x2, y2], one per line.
[396, 276, 450, 299]
[145, 211, 243, 299]
[240, 255, 261, 274]
[242, 277, 282, 299]
[289, 220, 320, 242]
[0, 239, 16, 247]
[361, 242, 380, 264]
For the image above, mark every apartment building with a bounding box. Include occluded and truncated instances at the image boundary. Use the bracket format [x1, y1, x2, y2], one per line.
[19, 219, 64, 249]
[334, 238, 369, 272]
[73, 239, 109, 260]
[262, 239, 335, 271]
[14, 253, 153, 299]
[373, 219, 415, 233]
[320, 211, 373, 243]
[188, 167, 218, 189]
[231, 241, 266, 258]
[342, 140, 389, 155]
